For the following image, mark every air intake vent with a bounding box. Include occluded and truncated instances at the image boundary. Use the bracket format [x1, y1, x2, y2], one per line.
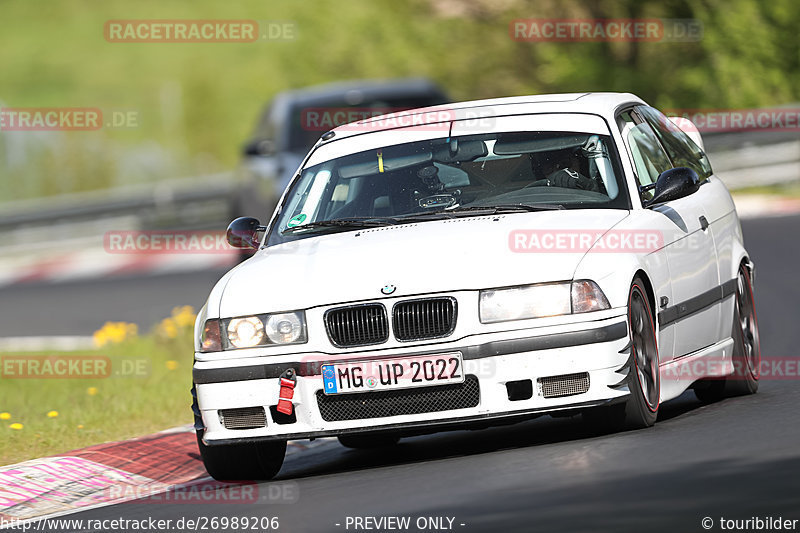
[393, 298, 457, 341]
[316, 375, 480, 422]
[538, 372, 590, 399]
[325, 304, 389, 347]
[219, 406, 267, 430]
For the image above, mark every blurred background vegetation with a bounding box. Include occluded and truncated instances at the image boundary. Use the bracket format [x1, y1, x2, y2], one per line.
[0, 0, 798, 201]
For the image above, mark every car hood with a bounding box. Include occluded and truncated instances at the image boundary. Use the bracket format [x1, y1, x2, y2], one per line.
[216, 210, 630, 317]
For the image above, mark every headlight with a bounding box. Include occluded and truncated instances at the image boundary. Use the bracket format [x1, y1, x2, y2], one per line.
[221, 311, 307, 350]
[265, 312, 305, 344]
[227, 316, 265, 349]
[479, 280, 610, 324]
[480, 283, 571, 323]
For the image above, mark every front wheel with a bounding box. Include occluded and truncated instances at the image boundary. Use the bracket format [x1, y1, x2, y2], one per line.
[196, 430, 286, 481]
[583, 277, 660, 431]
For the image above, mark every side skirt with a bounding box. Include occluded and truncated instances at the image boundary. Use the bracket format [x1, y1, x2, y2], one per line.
[658, 337, 735, 402]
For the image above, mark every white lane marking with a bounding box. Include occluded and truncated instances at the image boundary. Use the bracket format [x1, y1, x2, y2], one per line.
[0, 336, 95, 352]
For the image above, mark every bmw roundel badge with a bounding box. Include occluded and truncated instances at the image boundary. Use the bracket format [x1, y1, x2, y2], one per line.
[381, 284, 396, 295]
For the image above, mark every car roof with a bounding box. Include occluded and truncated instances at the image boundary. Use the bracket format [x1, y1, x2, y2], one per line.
[271, 78, 449, 108]
[324, 92, 646, 142]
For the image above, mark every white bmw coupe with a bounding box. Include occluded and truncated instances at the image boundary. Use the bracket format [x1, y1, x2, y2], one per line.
[192, 93, 760, 480]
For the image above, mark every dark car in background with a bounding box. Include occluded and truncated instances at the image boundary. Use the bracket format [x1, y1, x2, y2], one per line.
[239, 78, 449, 196]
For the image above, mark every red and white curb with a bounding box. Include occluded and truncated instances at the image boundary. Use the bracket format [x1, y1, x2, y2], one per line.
[0, 249, 238, 289]
[0, 425, 333, 528]
[732, 194, 800, 220]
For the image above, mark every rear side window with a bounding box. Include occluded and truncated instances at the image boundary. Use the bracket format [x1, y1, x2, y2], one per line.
[638, 106, 713, 181]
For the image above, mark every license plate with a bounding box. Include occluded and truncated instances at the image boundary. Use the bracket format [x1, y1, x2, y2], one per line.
[321, 353, 464, 395]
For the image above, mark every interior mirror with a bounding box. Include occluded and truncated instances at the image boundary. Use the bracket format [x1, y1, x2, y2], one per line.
[226, 217, 265, 249]
[645, 167, 700, 207]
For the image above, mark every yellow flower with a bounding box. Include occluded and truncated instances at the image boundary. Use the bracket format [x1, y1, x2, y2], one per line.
[93, 321, 138, 347]
[0, 412, 10, 420]
[87, 387, 98, 396]
[154, 306, 196, 340]
[77, 424, 84, 429]
[47, 410, 59, 418]
[165, 360, 179, 371]
[9, 423, 23, 430]
[172, 305, 196, 328]
[158, 317, 178, 339]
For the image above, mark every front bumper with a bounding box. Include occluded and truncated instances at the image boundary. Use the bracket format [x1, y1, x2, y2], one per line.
[194, 314, 631, 445]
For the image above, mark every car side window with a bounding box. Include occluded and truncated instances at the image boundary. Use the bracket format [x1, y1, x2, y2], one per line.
[617, 110, 672, 200]
[637, 106, 713, 182]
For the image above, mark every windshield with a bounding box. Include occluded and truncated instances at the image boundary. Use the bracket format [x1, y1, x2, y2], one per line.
[267, 130, 629, 246]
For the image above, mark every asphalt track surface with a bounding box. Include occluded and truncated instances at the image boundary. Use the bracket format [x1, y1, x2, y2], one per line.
[10, 214, 800, 532]
[0, 269, 228, 337]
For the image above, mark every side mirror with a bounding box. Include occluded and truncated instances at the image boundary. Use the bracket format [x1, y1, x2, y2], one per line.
[226, 217, 265, 249]
[242, 139, 276, 157]
[644, 167, 700, 207]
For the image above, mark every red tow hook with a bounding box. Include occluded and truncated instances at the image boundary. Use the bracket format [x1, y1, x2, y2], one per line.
[276, 368, 297, 416]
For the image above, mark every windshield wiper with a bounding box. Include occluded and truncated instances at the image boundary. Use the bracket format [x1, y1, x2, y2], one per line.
[390, 203, 566, 222]
[448, 203, 566, 213]
[283, 205, 566, 234]
[281, 217, 397, 234]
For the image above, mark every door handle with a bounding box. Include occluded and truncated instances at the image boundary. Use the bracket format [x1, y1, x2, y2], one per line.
[699, 216, 709, 231]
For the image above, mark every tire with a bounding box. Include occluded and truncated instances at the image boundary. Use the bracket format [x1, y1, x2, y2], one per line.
[694, 263, 760, 402]
[693, 378, 726, 403]
[583, 277, 660, 431]
[725, 263, 761, 395]
[338, 434, 400, 449]
[196, 430, 286, 481]
[255, 440, 288, 480]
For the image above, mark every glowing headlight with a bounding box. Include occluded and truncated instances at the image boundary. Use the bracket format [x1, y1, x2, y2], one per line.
[227, 316, 265, 349]
[265, 312, 306, 344]
[479, 280, 610, 324]
[217, 311, 307, 350]
[480, 283, 571, 323]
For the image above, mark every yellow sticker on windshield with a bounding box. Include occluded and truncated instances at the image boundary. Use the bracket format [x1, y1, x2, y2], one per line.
[377, 150, 384, 173]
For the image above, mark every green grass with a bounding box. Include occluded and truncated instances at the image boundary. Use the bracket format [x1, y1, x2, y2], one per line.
[731, 183, 800, 198]
[0, 329, 194, 466]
